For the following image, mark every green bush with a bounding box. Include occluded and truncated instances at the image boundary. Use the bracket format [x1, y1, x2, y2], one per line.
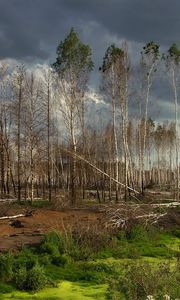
[106, 277, 123, 300]
[80, 261, 113, 274]
[57, 231, 94, 260]
[170, 228, 180, 238]
[15, 264, 47, 291]
[69, 224, 112, 255]
[38, 254, 51, 266]
[26, 264, 47, 291]
[67, 243, 92, 261]
[127, 246, 140, 259]
[40, 228, 114, 261]
[40, 232, 64, 256]
[127, 225, 149, 242]
[13, 248, 38, 271]
[14, 267, 27, 290]
[0, 252, 13, 281]
[113, 262, 180, 300]
[89, 262, 113, 273]
[116, 230, 126, 241]
[0, 282, 14, 294]
[51, 255, 67, 266]
[40, 241, 59, 256]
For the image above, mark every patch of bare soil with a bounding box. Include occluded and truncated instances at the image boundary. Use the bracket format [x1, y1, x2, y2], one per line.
[0, 203, 103, 252]
[0, 195, 179, 252]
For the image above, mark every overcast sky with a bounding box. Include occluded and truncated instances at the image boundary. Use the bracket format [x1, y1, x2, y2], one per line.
[0, 0, 179, 61]
[0, 0, 180, 120]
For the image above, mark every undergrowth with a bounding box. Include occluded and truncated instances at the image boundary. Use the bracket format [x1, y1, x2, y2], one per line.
[106, 261, 180, 300]
[0, 225, 179, 299]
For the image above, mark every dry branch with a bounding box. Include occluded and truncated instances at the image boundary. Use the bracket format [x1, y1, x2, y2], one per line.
[101, 203, 169, 229]
[152, 202, 180, 208]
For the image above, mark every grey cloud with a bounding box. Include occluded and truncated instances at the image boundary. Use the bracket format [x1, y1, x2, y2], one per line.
[0, 0, 179, 62]
[0, 0, 179, 122]
[60, 0, 180, 46]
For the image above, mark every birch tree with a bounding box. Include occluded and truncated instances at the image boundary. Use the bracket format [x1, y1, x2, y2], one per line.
[25, 72, 43, 202]
[164, 43, 180, 200]
[140, 41, 160, 194]
[100, 43, 131, 200]
[12, 66, 26, 202]
[40, 67, 54, 202]
[100, 44, 123, 201]
[52, 28, 93, 204]
[0, 63, 8, 197]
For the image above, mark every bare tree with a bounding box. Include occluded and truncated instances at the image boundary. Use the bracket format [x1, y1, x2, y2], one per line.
[40, 67, 54, 201]
[164, 44, 180, 200]
[52, 28, 93, 204]
[12, 66, 26, 202]
[100, 45, 122, 201]
[24, 72, 44, 202]
[140, 42, 160, 194]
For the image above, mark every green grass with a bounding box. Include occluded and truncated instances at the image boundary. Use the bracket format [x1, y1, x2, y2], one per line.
[44, 259, 112, 284]
[1, 281, 107, 300]
[0, 226, 179, 300]
[16, 199, 50, 208]
[30, 200, 50, 208]
[0, 283, 14, 294]
[96, 226, 180, 260]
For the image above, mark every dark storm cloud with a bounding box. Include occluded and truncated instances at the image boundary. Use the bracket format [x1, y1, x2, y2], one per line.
[0, 0, 70, 60]
[61, 0, 180, 45]
[0, 0, 179, 61]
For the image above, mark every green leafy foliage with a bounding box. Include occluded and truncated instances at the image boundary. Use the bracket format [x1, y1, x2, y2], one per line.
[14, 267, 27, 290]
[0, 226, 179, 297]
[97, 226, 177, 260]
[142, 41, 160, 62]
[170, 228, 180, 238]
[52, 27, 93, 77]
[0, 252, 13, 281]
[51, 255, 67, 267]
[13, 247, 38, 270]
[40, 231, 64, 256]
[141, 41, 160, 77]
[168, 43, 180, 64]
[26, 264, 47, 291]
[100, 44, 124, 72]
[30, 199, 49, 208]
[115, 262, 180, 300]
[15, 264, 47, 291]
[0, 282, 14, 294]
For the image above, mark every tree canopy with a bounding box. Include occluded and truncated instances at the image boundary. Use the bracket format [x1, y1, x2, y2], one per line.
[52, 28, 93, 79]
[100, 44, 124, 73]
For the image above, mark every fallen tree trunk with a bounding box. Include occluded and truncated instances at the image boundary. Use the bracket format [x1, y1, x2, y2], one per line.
[0, 214, 26, 220]
[60, 147, 139, 194]
[0, 199, 17, 203]
[0, 211, 33, 220]
[152, 202, 180, 208]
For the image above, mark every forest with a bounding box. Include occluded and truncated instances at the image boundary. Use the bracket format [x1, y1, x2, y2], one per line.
[0, 28, 180, 300]
[0, 29, 180, 203]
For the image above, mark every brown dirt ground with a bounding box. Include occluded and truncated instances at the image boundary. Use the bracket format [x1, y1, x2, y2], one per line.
[0, 203, 103, 252]
[0, 194, 179, 253]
